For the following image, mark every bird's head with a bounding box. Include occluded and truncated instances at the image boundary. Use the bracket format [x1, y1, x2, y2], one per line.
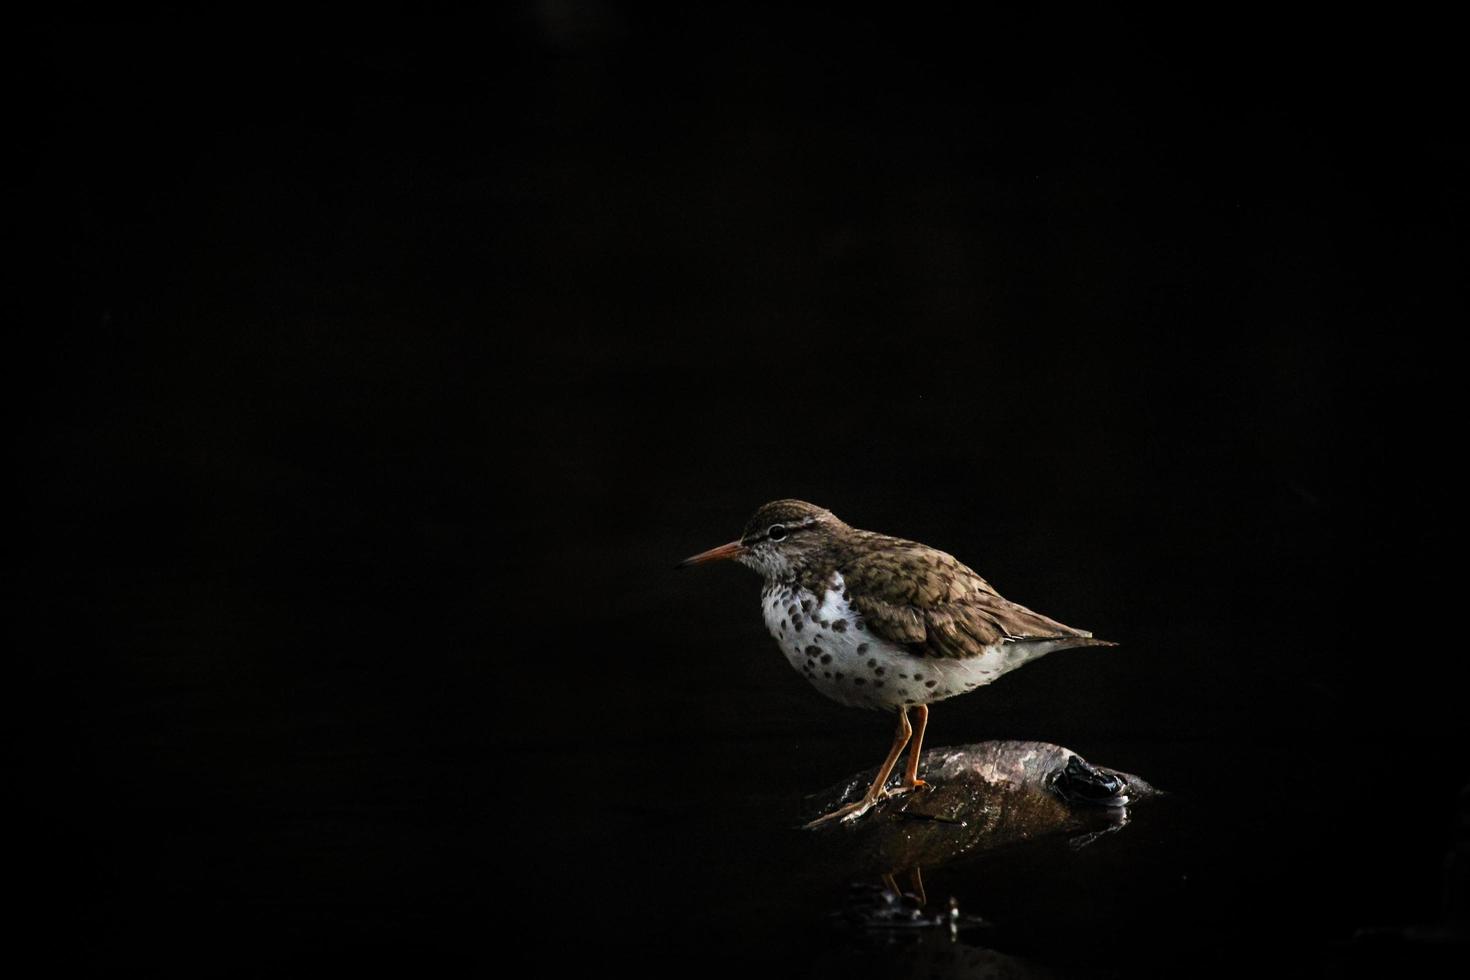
[679, 499, 843, 580]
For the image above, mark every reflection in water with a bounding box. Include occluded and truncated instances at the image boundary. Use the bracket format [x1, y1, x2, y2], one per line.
[880, 868, 932, 909]
[809, 741, 1160, 977]
[846, 874, 962, 937]
[832, 874, 1056, 979]
[1066, 806, 1130, 851]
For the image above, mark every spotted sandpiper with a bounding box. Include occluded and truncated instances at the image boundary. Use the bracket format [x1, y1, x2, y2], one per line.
[679, 499, 1115, 827]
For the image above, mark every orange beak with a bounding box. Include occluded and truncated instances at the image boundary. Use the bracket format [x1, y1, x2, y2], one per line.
[676, 539, 747, 568]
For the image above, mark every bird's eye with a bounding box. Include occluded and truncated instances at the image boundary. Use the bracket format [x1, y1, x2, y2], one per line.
[768, 524, 787, 540]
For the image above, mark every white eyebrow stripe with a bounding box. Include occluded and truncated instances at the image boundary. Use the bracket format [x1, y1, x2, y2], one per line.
[751, 516, 821, 543]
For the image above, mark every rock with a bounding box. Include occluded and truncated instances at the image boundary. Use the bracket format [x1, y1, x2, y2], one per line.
[802, 740, 1160, 873]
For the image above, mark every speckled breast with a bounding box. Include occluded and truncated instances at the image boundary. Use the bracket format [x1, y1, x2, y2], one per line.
[760, 572, 1009, 710]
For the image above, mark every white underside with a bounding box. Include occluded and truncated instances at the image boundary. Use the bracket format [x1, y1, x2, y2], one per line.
[761, 572, 1065, 711]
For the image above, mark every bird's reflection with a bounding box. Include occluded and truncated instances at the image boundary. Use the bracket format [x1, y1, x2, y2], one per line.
[841, 869, 967, 940]
[833, 868, 1057, 978]
[803, 741, 1158, 976]
[880, 867, 930, 909]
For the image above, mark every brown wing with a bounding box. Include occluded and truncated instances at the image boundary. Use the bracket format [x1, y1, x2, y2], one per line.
[843, 535, 1105, 659]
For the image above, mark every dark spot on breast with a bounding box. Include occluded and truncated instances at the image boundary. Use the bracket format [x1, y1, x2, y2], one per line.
[786, 605, 797, 617]
[818, 619, 828, 629]
[801, 600, 814, 613]
[912, 672, 924, 681]
[925, 680, 937, 688]
[853, 677, 866, 686]
[805, 645, 821, 657]
[831, 620, 847, 633]
[793, 621, 803, 633]
[833, 672, 844, 681]
[857, 643, 869, 654]
[856, 621, 866, 631]
[842, 590, 851, 602]
[874, 680, 885, 688]
[875, 666, 885, 675]
[866, 658, 877, 668]
[820, 653, 832, 664]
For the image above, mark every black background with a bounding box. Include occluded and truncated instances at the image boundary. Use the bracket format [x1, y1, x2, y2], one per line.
[22, 6, 1465, 976]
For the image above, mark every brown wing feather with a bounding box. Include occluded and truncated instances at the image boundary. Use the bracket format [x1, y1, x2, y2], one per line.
[844, 535, 1106, 659]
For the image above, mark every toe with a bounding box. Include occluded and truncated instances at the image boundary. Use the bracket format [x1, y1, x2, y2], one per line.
[804, 795, 882, 829]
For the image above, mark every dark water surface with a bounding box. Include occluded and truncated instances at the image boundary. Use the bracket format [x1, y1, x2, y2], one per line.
[23, 7, 1465, 976]
[29, 569, 1464, 976]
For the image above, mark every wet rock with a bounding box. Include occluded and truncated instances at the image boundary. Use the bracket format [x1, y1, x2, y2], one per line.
[802, 740, 1159, 873]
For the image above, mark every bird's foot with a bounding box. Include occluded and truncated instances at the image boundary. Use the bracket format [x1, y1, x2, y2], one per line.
[805, 778, 935, 827]
[803, 790, 890, 829]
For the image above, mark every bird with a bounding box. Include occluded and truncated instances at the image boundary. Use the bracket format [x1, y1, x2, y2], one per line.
[679, 499, 1115, 827]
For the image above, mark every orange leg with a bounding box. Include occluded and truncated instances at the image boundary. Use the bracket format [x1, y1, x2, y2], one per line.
[898, 704, 929, 792]
[805, 707, 913, 828]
